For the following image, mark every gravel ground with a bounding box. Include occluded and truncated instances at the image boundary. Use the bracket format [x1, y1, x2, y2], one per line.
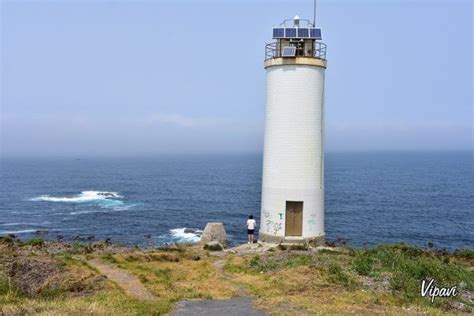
[172, 297, 266, 316]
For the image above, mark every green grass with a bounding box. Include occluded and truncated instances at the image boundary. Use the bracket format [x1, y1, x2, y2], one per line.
[352, 254, 376, 276]
[454, 249, 474, 260]
[247, 254, 312, 272]
[154, 268, 172, 286]
[350, 243, 474, 307]
[0, 274, 20, 299]
[228, 244, 473, 310]
[21, 237, 44, 247]
[325, 262, 357, 289]
[101, 253, 118, 264]
[2, 240, 472, 314]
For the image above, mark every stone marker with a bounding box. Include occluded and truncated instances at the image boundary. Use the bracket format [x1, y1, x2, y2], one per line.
[200, 222, 227, 247]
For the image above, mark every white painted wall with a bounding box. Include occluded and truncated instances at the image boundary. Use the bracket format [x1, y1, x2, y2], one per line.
[260, 64, 325, 239]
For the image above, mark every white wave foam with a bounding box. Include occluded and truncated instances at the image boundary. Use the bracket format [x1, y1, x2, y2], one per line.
[0, 228, 78, 235]
[30, 191, 122, 203]
[70, 210, 102, 215]
[69, 202, 139, 215]
[169, 228, 202, 243]
[0, 229, 37, 235]
[0, 221, 51, 227]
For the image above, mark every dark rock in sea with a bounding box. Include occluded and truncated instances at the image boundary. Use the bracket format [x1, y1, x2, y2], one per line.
[93, 243, 106, 250]
[104, 238, 112, 245]
[144, 234, 152, 239]
[334, 237, 350, 246]
[35, 230, 49, 236]
[325, 240, 336, 247]
[56, 235, 64, 241]
[98, 192, 115, 197]
[184, 228, 196, 234]
[7, 234, 17, 239]
[87, 235, 96, 241]
[436, 247, 449, 257]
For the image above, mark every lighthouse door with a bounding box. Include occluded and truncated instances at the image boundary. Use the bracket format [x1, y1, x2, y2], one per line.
[285, 201, 303, 236]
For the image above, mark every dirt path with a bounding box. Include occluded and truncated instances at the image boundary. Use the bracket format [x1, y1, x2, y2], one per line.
[88, 258, 157, 301]
[174, 266, 265, 316]
[172, 297, 266, 316]
[172, 252, 267, 315]
[212, 259, 247, 296]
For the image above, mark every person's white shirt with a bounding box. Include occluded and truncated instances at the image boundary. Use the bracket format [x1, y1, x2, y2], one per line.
[247, 218, 256, 230]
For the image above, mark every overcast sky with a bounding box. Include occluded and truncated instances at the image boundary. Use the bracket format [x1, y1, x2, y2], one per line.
[1, 0, 472, 157]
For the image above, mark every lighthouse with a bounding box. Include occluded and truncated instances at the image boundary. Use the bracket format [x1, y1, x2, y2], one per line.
[259, 15, 327, 245]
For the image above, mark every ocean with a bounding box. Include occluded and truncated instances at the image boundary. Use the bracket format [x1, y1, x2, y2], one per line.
[0, 152, 472, 250]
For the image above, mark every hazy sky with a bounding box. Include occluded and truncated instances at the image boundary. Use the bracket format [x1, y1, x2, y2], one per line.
[1, 0, 472, 157]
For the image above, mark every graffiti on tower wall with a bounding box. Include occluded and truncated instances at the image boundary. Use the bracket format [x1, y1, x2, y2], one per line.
[263, 210, 283, 235]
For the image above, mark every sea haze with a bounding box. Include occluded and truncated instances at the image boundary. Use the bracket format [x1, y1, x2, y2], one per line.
[0, 151, 472, 249]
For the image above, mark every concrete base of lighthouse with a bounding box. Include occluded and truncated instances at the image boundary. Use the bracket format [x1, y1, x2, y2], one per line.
[259, 232, 325, 247]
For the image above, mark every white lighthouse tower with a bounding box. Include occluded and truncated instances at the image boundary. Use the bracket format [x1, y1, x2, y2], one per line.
[259, 15, 327, 245]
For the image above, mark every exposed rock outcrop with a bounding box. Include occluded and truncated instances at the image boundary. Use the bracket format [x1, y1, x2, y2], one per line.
[200, 223, 227, 247]
[204, 241, 224, 251]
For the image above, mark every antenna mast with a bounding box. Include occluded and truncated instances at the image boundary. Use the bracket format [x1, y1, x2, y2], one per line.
[313, 0, 317, 26]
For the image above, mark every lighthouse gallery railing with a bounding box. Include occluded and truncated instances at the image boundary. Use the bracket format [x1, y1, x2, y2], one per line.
[265, 41, 327, 61]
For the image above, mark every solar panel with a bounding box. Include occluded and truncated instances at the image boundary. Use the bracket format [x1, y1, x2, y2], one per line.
[273, 28, 285, 38]
[297, 28, 309, 38]
[281, 46, 296, 57]
[273, 27, 322, 39]
[285, 28, 297, 38]
[310, 28, 322, 40]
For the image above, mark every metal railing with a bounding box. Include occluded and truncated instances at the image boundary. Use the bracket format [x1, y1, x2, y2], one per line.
[265, 41, 327, 60]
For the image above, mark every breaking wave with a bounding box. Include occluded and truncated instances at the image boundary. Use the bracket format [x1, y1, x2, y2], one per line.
[0, 229, 37, 235]
[0, 228, 78, 235]
[29, 191, 139, 213]
[170, 228, 202, 243]
[0, 221, 51, 227]
[154, 228, 202, 244]
[69, 203, 138, 215]
[30, 191, 122, 203]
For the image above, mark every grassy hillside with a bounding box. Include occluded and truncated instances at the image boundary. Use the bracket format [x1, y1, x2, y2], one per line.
[1, 237, 472, 315]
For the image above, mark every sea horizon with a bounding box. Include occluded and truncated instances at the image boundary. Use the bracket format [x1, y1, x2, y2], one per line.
[2, 149, 472, 160]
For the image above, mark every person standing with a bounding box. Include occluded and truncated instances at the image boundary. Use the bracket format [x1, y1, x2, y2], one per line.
[247, 215, 257, 244]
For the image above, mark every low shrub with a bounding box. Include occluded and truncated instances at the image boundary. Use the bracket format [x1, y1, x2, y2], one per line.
[454, 249, 474, 260]
[326, 262, 357, 289]
[352, 254, 375, 276]
[101, 253, 118, 264]
[22, 238, 44, 247]
[0, 236, 15, 244]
